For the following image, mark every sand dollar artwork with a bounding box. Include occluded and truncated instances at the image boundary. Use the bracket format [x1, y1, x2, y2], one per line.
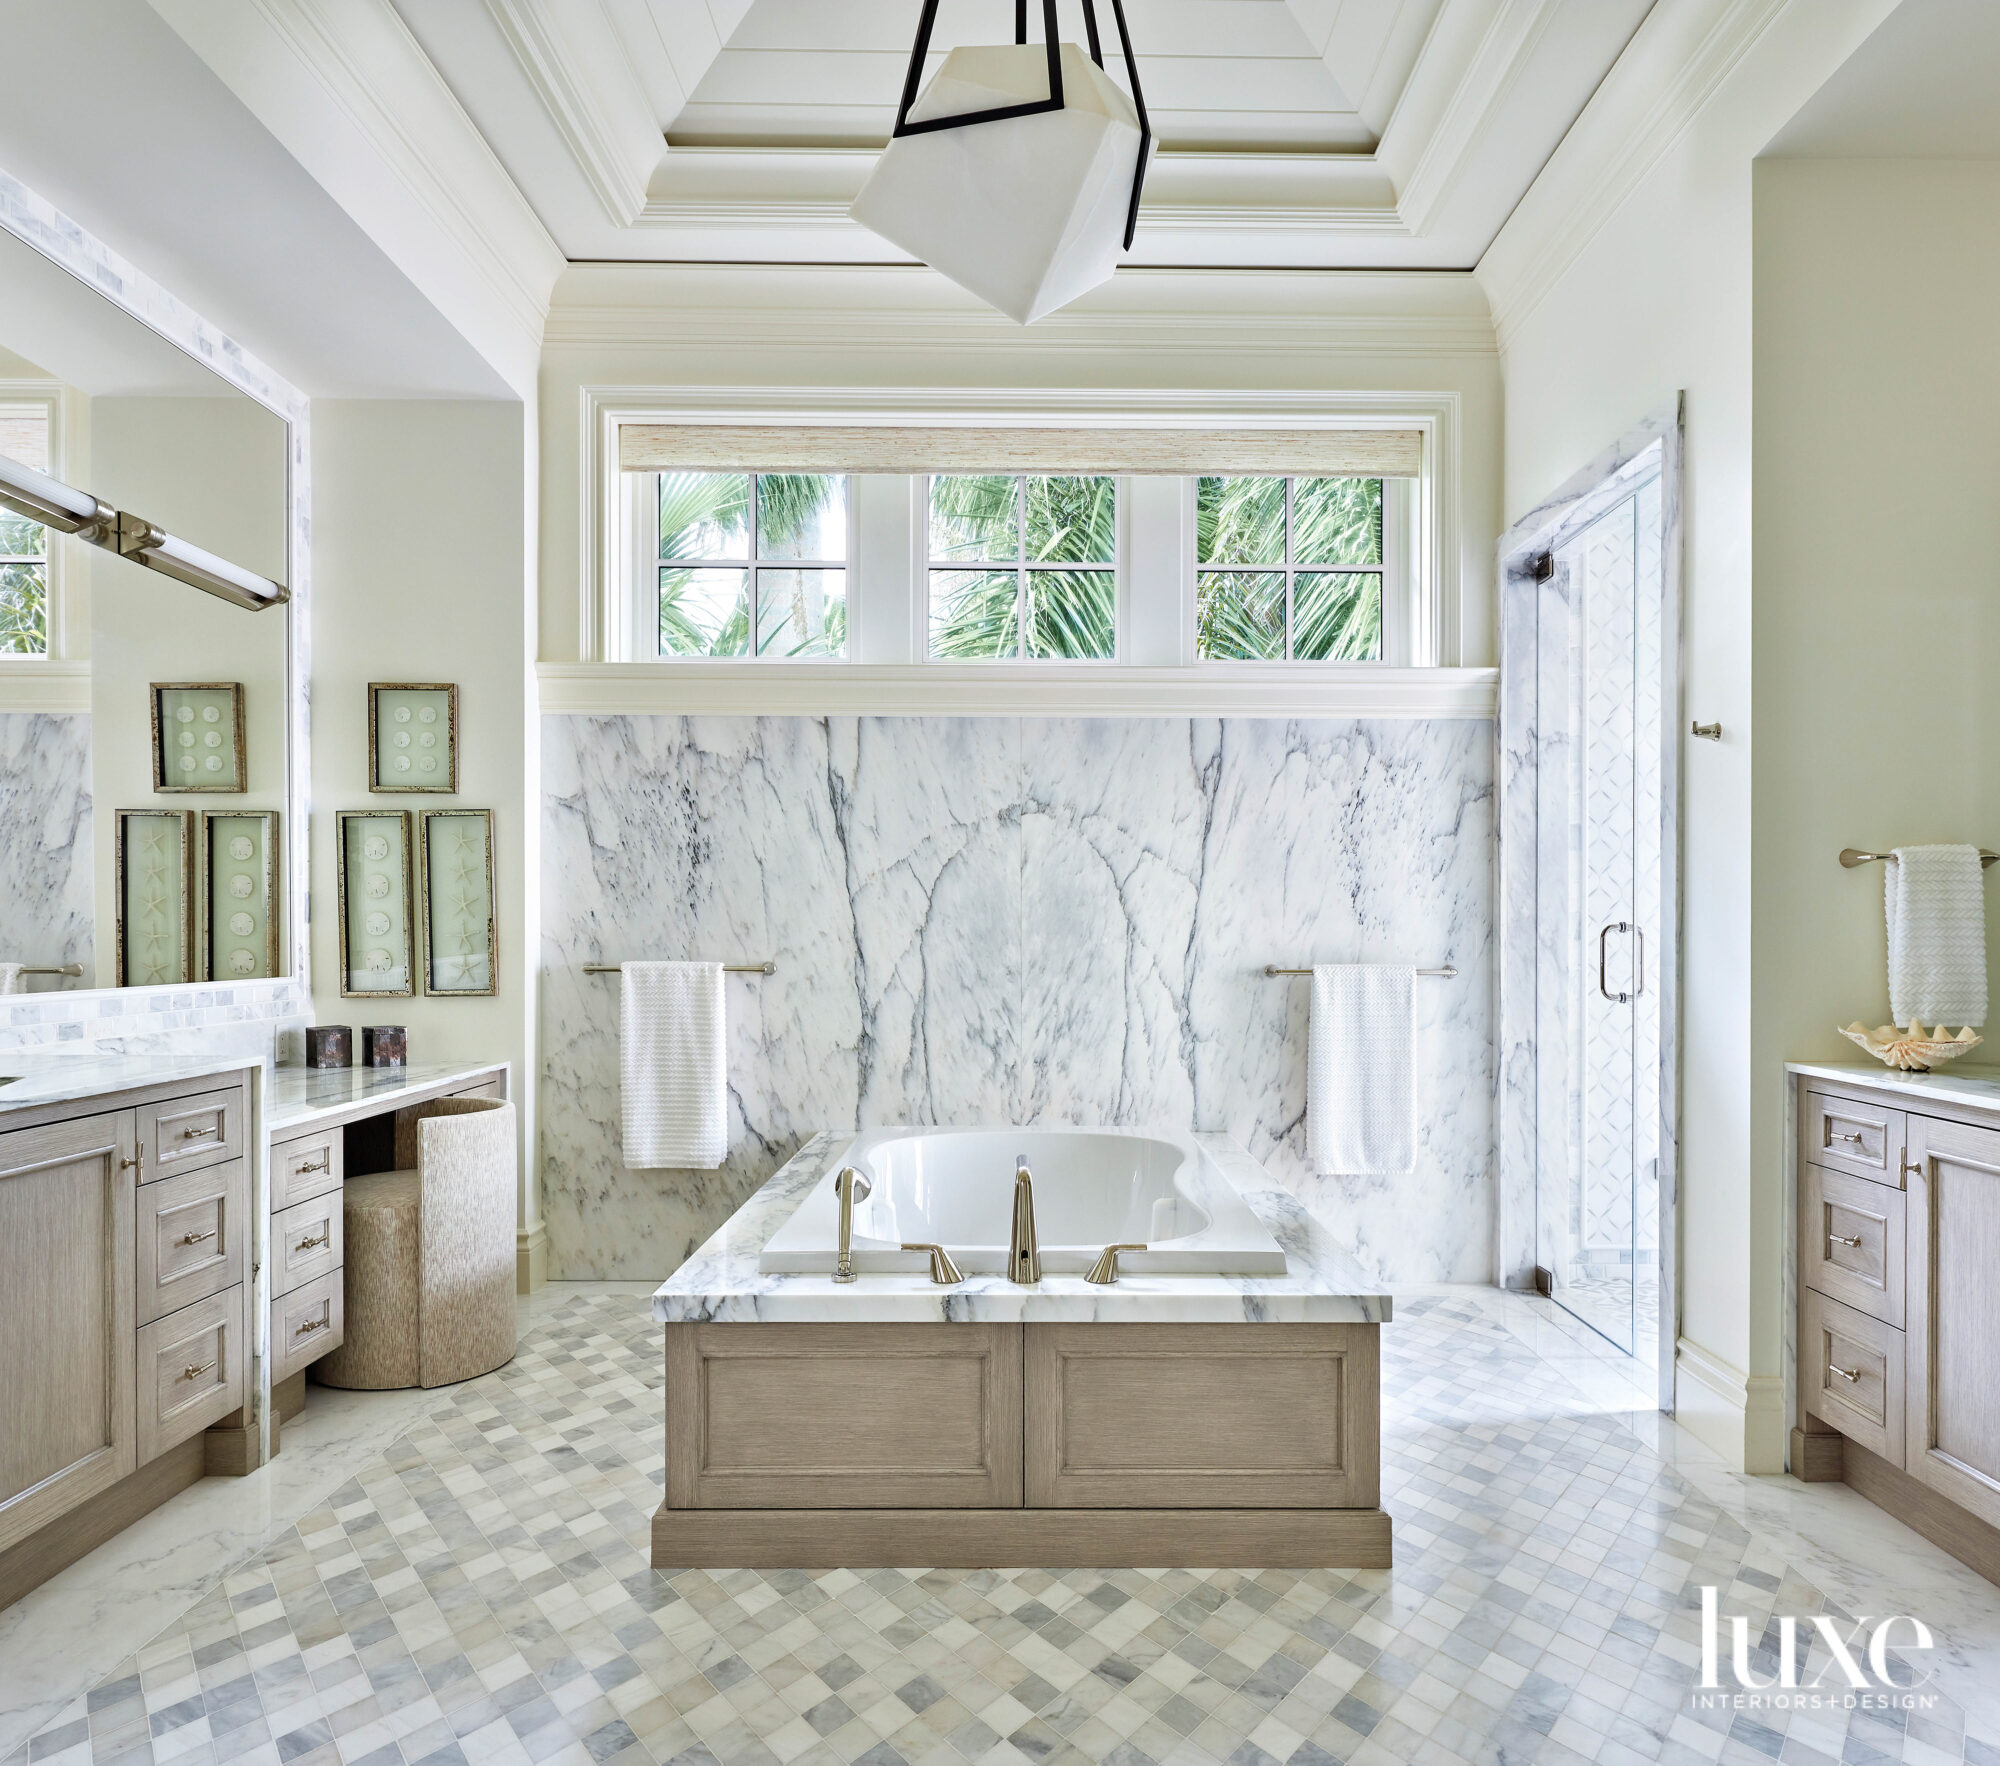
[175, 705, 194, 723]
[201, 704, 221, 723]
[229, 874, 254, 899]
[178, 731, 194, 748]
[228, 949, 256, 975]
[393, 730, 411, 748]
[365, 911, 390, 936]
[364, 873, 390, 899]
[419, 756, 437, 773]
[418, 705, 438, 724]
[178, 755, 197, 774]
[364, 835, 389, 860]
[228, 911, 255, 937]
[394, 755, 411, 772]
[228, 835, 254, 861]
[394, 705, 412, 722]
[418, 731, 437, 749]
[204, 755, 224, 772]
[365, 948, 394, 972]
[203, 730, 221, 748]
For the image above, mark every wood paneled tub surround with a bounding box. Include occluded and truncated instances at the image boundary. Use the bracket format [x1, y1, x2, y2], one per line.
[1789, 1063, 2000, 1587]
[652, 1132, 1392, 1569]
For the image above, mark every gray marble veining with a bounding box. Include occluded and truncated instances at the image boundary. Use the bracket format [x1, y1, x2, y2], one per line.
[654, 1131, 1394, 1324]
[542, 713, 1494, 1285]
[0, 711, 92, 988]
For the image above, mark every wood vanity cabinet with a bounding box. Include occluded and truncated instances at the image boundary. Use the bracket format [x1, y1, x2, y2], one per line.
[1795, 1075, 2000, 1583]
[0, 1073, 253, 1605]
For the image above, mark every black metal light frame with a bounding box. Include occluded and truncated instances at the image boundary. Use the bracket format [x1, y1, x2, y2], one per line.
[890, 0, 1153, 250]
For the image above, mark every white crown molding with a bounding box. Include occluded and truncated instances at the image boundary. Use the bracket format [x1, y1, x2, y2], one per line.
[538, 661, 1498, 720]
[0, 660, 91, 714]
[1474, 0, 1790, 349]
[483, 0, 664, 228]
[149, 0, 564, 397]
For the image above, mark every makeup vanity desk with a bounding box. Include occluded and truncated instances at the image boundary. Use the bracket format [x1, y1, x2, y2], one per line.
[0, 1053, 510, 1611]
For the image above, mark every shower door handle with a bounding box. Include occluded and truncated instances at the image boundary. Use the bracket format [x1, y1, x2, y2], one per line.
[1599, 921, 1633, 1004]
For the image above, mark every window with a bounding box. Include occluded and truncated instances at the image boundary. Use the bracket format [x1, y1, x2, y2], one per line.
[653, 471, 847, 658]
[928, 475, 1116, 660]
[1195, 476, 1383, 662]
[0, 401, 51, 655]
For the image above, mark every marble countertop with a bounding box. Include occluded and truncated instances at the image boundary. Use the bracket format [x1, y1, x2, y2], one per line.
[0, 1049, 265, 1114]
[267, 1060, 508, 1134]
[1788, 1060, 2000, 1112]
[652, 1131, 1393, 1326]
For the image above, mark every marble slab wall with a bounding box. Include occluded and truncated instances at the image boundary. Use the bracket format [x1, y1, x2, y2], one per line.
[0, 712, 93, 988]
[541, 715, 1495, 1284]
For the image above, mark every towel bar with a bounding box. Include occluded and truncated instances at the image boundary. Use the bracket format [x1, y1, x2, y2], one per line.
[1841, 848, 1998, 869]
[584, 961, 775, 975]
[1265, 964, 1456, 978]
[18, 964, 83, 977]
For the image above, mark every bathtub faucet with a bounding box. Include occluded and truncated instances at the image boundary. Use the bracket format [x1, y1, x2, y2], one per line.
[1008, 1151, 1041, 1284]
[831, 1166, 871, 1284]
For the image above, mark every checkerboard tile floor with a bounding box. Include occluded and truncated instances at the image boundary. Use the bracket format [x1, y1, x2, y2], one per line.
[9, 1292, 1997, 1766]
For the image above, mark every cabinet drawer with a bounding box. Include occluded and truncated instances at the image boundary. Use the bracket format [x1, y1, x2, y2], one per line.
[136, 1159, 247, 1327]
[270, 1128, 341, 1213]
[137, 1087, 244, 1182]
[1804, 1088, 1905, 1187]
[136, 1288, 244, 1465]
[270, 1268, 343, 1385]
[272, 1192, 343, 1298]
[1801, 1163, 1905, 1328]
[1803, 1289, 1904, 1466]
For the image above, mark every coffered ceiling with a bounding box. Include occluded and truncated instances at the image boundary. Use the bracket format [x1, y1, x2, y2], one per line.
[394, 0, 1656, 268]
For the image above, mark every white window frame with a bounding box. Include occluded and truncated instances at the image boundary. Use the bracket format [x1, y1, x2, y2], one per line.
[623, 470, 858, 661]
[0, 384, 63, 660]
[1186, 474, 1411, 666]
[923, 472, 1126, 664]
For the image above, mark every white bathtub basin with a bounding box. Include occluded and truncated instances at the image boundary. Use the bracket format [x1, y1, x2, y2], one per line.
[757, 1126, 1289, 1277]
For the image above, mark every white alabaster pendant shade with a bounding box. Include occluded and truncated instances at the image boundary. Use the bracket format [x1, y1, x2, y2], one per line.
[850, 42, 1147, 325]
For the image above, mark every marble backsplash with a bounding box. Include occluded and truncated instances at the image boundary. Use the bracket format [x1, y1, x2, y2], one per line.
[541, 714, 1495, 1284]
[0, 711, 94, 988]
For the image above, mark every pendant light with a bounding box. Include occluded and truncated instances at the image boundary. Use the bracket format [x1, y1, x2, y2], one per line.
[850, 0, 1153, 325]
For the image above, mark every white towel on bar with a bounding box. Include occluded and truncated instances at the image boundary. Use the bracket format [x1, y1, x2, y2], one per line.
[0, 965, 24, 995]
[1307, 964, 1416, 1176]
[1887, 846, 1988, 1027]
[620, 961, 727, 1168]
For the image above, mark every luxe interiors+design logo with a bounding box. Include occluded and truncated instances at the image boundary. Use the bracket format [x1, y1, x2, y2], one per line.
[1691, 1587, 1936, 1714]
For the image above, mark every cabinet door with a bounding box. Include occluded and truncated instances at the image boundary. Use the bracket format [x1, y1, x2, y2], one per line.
[1905, 1113, 2000, 1529]
[0, 1110, 138, 1553]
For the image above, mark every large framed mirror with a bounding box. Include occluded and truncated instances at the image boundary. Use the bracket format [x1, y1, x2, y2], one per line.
[0, 201, 306, 998]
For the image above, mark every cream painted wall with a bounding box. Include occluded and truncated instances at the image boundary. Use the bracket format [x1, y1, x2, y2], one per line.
[310, 401, 539, 1258]
[1751, 154, 2000, 1367]
[536, 264, 1502, 670]
[89, 396, 289, 984]
[1481, 0, 1901, 1470]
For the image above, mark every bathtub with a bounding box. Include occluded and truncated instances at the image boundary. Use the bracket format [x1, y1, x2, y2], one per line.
[756, 1126, 1289, 1277]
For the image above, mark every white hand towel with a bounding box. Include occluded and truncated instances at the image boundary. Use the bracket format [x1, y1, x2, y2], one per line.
[0, 965, 24, 995]
[620, 961, 727, 1168]
[1887, 846, 1987, 1027]
[1307, 964, 1416, 1176]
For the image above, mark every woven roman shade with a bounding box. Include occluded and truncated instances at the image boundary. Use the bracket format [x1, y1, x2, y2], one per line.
[0, 403, 50, 473]
[618, 424, 1423, 478]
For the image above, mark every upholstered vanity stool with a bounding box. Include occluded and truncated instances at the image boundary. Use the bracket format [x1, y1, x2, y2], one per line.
[316, 1097, 517, 1389]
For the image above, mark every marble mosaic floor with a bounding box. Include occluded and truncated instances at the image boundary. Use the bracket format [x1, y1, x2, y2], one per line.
[7, 1285, 2000, 1766]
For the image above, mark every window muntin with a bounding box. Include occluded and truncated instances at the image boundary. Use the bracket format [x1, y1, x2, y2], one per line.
[657, 471, 847, 659]
[928, 475, 1116, 661]
[0, 401, 51, 656]
[1195, 476, 1383, 662]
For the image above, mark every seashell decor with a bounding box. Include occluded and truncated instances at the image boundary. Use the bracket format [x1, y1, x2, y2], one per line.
[1840, 1020, 1984, 1072]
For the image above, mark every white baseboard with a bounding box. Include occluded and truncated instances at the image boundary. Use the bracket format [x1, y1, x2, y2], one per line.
[516, 1223, 549, 1294]
[1675, 1335, 1786, 1473]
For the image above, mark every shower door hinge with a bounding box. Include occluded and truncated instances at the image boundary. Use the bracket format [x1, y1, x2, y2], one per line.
[1534, 1265, 1554, 1296]
[1531, 551, 1555, 582]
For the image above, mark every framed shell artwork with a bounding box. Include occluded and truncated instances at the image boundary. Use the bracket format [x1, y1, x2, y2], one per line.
[419, 808, 495, 996]
[336, 810, 415, 997]
[368, 683, 458, 793]
[151, 683, 246, 793]
[115, 809, 197, 986]
[201, 811, 280, 980]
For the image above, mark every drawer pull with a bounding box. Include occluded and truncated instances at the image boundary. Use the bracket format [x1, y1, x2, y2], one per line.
[1827, 1232, 1863, 1249]
[1903, 1155, 1923, 1180]
[119, 1156, 140, 1171]
[179, 1124, 220, 1141]
[294, 1313, 330, 1339]
[295, 1153, 330, 1175]
[1830, 1130, 1866, 1146]
[1828, 1362, 1862, 1383]
[294, 1230, 330, 1254]
[178, 1226, 218, 1246]
[178, 1359, 217, 1383]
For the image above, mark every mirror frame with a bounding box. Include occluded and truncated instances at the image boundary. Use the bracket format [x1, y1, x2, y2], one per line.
[0, 170, 311, 1003]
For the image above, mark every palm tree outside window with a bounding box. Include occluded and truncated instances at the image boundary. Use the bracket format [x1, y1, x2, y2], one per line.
[1195, 476, 1383, 661]
[928, 475, 1116, 660]
[656, 471, 848, 658]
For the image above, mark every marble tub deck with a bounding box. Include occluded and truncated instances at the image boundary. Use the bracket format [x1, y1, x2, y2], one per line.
[653, 1132, 1394, 1327]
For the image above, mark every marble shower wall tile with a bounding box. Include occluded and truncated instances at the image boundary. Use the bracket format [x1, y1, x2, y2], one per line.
[0, 712, 93, 986]
[542, 714, 1495, 1283]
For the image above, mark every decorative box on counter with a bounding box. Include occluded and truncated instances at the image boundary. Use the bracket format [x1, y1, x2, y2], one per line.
[363, 1025, 407, 1068]
[305, 1024, 352, 1069]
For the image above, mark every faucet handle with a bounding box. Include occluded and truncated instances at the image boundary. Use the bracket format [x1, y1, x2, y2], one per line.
[900, 1242, 965, 1285]
[1085, 1243, 1148, 1286]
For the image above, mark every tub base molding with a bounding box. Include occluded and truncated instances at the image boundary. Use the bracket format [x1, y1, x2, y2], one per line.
[651, 1503, 1394, 1569]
